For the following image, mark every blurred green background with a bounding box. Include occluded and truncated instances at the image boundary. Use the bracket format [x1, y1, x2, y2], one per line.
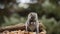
[0, 0, 60, 34]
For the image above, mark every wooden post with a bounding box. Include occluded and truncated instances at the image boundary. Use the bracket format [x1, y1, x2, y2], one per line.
[2, 31, 9, 34]
[10, 31, 15, 34]
[21, 30, 25, 34]
[29, 32, 36, 34]
[18, 30, 21, 34]
[2, 32, 5, 34]
[7, 31, 10, 34]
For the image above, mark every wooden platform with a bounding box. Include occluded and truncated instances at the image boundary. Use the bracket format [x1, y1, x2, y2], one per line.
[0, 30, 40, 34]
[0, 23, 46, 34]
